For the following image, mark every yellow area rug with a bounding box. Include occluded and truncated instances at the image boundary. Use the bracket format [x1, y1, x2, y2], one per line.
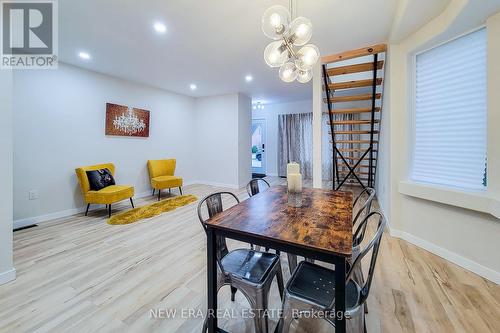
[108, 195, 198, 225]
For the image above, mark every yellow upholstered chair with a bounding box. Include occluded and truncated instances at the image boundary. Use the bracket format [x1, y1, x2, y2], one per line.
[147, 159, 183, 201]
[75, 163, 135, 218]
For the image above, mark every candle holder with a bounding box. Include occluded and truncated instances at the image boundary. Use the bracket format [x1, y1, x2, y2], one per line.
[288, 189, 303, 207]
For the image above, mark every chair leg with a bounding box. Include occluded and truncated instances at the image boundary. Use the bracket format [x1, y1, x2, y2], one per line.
[253, 291, 269, 333]
[130, 198, 134, 209]
[179, 187, 183, 195]
[108, 204, 111, 218]
[85, 204, 90, 216]
[279, 299, 294, 333]
[276, 260, 285, 300]
[158, 189, 161, 201]
[287, 253, 298, 275]
[230, 286, 237, 301]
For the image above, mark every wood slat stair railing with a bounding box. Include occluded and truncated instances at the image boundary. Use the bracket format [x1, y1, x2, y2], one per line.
[323, 43, 386, 190]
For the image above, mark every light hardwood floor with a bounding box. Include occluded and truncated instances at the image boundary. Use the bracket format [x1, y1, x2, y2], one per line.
[0, 178, 499, 333]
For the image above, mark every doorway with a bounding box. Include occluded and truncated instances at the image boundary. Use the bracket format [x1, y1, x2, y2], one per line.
[251, 119, 266, 177]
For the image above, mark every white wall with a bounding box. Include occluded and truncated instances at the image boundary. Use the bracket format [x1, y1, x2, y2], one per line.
[251, 99, 312, 176]
[194, 93, 251, 188]
[237, 94, 252, 187]
[0, 70, 15, 285]
[13, 63, 197, 224]
[378, 2, 500, 283]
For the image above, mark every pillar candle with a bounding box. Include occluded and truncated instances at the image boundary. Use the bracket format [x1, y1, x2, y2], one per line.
[287, 173, 303, 192]
[287, 162, 300, 177]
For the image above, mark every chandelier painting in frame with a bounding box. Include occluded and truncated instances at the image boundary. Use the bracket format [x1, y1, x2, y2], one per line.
[105, 103, 150, 137]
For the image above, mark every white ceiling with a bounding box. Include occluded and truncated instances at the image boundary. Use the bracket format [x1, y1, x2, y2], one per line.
[59, 0, 453, 104]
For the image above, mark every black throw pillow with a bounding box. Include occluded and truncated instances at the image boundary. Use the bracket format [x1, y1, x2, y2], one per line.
[86, 168, 116, 191]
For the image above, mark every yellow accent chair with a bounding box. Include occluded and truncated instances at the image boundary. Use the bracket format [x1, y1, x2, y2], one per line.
[75, 163, 135, 218]
[147, 159, 183, 201]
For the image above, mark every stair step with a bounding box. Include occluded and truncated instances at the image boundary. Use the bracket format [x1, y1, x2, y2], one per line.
[337, 157, 377, 161]
[337, 164, 376, 169]
[325, 107, 381, 114]
[324, 93, 382, 103]
[338, 171, 370, 175]
[327, 78, 382, 90]
[329, 119, 380, 125]
[322, 43, 387, 64]
[329, 130, 380, 135]
[334, 140, 378, 144]
[337, 148, 377, 153]
[326, 61, 384, 76]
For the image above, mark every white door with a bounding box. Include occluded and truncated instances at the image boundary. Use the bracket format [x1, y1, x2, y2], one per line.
[251, 119, 266, 175]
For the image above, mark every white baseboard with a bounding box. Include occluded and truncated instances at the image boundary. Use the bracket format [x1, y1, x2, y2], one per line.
[0, 268, 16, 285]
[191, 180, 240, 189]
[389, 228, 500, 285]
[13, 190, 152, 229]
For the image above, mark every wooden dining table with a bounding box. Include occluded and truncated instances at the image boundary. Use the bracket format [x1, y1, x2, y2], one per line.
[204, 185, 353, 333]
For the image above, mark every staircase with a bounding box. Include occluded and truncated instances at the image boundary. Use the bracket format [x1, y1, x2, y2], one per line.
[322, 44, 386, 190]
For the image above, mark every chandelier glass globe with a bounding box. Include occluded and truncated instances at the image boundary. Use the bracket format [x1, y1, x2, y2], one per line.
[279, 61, 298, 83]
[295, 44, 320, 71]
[264, 41, 289, 67]
[261, 5, 291, 40]
[261, 1, 320, 83]
[297, 69, 313, 83]
[289, 17, 313, 46]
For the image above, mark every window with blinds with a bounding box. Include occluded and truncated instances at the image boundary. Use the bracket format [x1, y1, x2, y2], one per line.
[412, 28, 487, 191]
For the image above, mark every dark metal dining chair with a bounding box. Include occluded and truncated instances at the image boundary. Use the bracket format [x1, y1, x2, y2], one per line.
[353, 187, 376, 234]
[278, 211, 386, 333]
[287, 188, 377, 275]
[198, 191, 285, 333]
[246, 178, 271, 197]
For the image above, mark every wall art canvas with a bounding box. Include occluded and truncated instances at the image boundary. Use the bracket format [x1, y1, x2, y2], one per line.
[105, 103, 150, 137]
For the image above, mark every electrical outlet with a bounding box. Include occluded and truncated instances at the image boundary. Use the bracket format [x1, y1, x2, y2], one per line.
[29, 190, 39, 200]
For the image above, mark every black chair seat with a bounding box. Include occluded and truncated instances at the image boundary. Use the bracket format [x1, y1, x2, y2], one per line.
[287, 261, 359, 309]
[221, 249, 279, 284]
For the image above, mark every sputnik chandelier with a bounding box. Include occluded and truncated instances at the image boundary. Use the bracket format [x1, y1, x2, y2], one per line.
[113, 107, 146, 135]
[261, 1, 320, 83]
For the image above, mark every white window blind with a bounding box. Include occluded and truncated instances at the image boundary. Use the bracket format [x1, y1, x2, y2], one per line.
[412, 28, 487, 190]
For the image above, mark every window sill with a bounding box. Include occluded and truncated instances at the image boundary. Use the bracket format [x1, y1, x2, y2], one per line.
[398, 181, 500, 219]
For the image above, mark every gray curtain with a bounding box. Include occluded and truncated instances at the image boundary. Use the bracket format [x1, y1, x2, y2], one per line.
[278, 113, 313, 178]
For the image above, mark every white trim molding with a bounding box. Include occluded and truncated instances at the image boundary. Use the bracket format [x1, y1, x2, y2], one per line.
[398, 180, 500, 219]
[390, 227, 500, 285]
[0, 268, 16, 285]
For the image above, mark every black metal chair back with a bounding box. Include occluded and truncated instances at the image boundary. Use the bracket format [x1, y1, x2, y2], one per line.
[246, 178, 270, 197]
[197, 192, 240, 261]
[352, 187, 376, 244]
[344, 211, 386, 307]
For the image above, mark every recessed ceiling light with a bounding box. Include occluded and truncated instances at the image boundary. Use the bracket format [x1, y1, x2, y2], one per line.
[245, 75, 253, 82]
[189, 84, 197, 90]
[78, 51, 91, 60]
[153, 22, 167, 34]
